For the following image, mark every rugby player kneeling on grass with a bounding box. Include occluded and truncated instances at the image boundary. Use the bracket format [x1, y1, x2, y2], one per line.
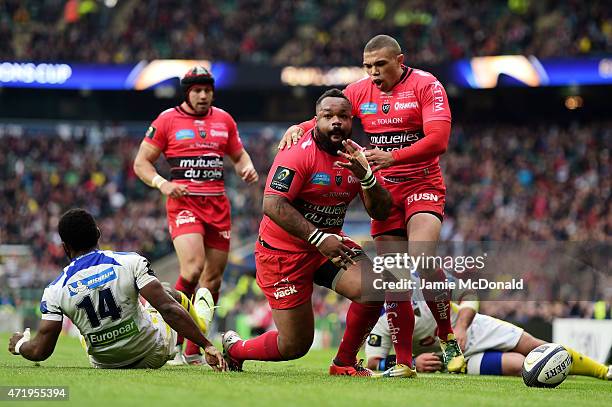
[8, 208, 227, 371]
[222, 89, 391, 377]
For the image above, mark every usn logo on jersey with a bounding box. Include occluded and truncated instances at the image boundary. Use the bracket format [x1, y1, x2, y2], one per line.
[67, 267, 117, 297]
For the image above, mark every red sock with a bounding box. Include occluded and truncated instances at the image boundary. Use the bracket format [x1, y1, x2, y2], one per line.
[422, 269, 453, 339]
[174, 275, 197, 349]
[385, 299, 414, 367]
[212, 290, 219, 304]
[229, 331, 283, 361]
[175, 275, 197, 298]
[334, 302, 383, 366]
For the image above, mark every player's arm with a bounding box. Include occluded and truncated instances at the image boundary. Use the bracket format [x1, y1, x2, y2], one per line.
[277, 118, 316, 150]
[8, 320, 62, 361]
[133, 141, 188, 198]
[139, 279, 227, 371]
[336, 140, 391, 220]
[453, 300, 479, 350]
[363, 120, 450, 171]
[390, 120, 451, 165]
[263, 195, 357, 268]
[359, 177, 391, 220]
[229, 148, 258, 184]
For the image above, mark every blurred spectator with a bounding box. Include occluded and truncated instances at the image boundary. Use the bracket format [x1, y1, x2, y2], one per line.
[2, 0, 610, 65]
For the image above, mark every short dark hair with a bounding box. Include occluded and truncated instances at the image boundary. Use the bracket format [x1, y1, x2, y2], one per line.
[58, 208, 100, 252]
[315, 88, 350, 111]
[364, 34, 402, 54]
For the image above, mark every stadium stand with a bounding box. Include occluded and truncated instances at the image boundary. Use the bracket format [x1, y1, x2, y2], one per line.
[2, 0, 610, 65]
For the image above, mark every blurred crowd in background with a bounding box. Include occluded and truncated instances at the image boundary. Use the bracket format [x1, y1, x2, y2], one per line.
[2, 0, 610, 65]
[1, 119, 610, 336]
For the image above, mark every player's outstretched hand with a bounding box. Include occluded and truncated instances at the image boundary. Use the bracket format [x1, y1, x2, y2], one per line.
[415, 353, 443, 373]
[278, 125, 304, 150]
[317, 235, 356, 270]
[8, 328, 29, 355]
[336, 139, 371, 180]
[364, 148, 395, 172]
[159, 181, 190, 199]
[240, 165, 259, 184]
[203, 345, 228, 372]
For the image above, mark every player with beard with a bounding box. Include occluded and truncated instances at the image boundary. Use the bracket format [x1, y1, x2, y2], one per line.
[134, 66, 258, 364]
[222, 89, 391, 376]
[278, 35, 463, 378]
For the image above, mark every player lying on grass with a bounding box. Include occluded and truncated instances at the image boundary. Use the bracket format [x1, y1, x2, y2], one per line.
[365, 286, 611, 379]
[8, 208, 227, 371]
[222, 89, 391, 377]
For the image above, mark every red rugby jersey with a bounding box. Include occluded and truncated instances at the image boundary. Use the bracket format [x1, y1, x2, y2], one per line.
[344, 66, 451, 178]
[143, 105, 244, 195]
[259, 131, 364, 252]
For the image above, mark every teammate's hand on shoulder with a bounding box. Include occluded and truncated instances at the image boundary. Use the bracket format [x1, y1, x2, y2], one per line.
[364, 148, 395, 172]
[317, 235, 357, 270]
[239, 165, 259, 184]
[415, 353, 442, 373]
[159, 182, 189, 198]
[278, 125, 304, 150]
[203, 344, 228, 372]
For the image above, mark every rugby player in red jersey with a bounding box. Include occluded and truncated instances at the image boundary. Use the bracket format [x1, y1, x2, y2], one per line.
[133, 66, 258, 364]
[222, 89, 391, 376]
[278, 35, 464, 377]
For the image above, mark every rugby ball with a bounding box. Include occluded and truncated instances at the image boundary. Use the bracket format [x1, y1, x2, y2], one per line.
[522, 343, 572, 388]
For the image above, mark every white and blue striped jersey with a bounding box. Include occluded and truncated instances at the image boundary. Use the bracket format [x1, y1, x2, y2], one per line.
[40, 250, 161, 367]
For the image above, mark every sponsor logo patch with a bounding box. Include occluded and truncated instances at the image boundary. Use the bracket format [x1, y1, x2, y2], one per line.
[67, 267, 117, 297]
[175, 129, 195, 140]
[406, 192, 440, 205]
[210, 129, 228, 138]
[145, 126, 156, 139]
[310, 172, 331, 186]
[394, 101, 418, 110]
[270, 166, 296, 192]
[176, 210, 197, 227]
[368, 334, 382, 347]
[359, 102, 378, 115]
[87, 318, 139, 347]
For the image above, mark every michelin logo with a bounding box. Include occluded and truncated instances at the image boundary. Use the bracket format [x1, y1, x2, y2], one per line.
[68, 267, 117, 297]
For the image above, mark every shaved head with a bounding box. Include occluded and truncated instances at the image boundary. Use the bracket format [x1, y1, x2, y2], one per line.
[364, 35, 402, 55]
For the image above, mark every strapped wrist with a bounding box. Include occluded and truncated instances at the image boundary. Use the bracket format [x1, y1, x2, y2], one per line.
[307, 229, 326, 247]
[360, 169, 376, 190]
[152, 175, 168, 189]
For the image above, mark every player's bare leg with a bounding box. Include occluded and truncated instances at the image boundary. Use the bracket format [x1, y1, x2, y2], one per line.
[199, 246, 228, 304]
[512, 331, 610, 379]
[407, 212, 464, 372]
[171, 233, 205, 364]
[222, 301, 313, 371]
[331, 259, 385, 377]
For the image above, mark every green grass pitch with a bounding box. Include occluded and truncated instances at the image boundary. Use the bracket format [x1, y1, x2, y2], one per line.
[1, 333, 610, 407]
